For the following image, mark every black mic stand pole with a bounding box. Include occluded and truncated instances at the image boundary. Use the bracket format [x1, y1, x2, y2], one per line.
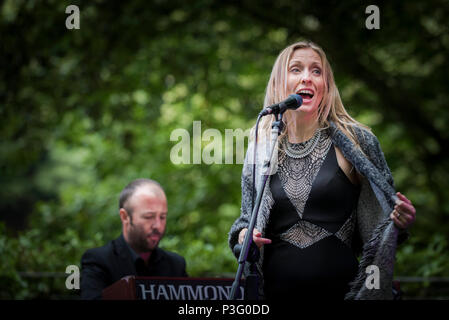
[229, 113, 284, 300]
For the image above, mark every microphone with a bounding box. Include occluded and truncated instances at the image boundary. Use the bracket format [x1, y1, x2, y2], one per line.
[259, 94, 303, 116]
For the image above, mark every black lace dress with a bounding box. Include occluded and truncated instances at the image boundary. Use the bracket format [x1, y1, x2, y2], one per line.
[263, 129, 361, 300]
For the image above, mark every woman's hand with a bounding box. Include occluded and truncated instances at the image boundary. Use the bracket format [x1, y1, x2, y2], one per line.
[390, 192, 416, 230]
[238, 228, 272, 248]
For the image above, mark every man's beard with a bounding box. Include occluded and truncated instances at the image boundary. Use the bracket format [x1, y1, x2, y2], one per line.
[128, 221, 164, 253]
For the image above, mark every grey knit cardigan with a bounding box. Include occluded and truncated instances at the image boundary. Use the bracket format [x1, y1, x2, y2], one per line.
[228, 121, 408, 300]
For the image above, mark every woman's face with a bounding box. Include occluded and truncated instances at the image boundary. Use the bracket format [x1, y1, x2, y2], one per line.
[286, 48, 325, 116]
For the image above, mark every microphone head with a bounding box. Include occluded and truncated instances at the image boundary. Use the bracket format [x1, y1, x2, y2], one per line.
[287, 94, 303, 109]
[278, 94, 303, 113]
[259, 93, 303, 116]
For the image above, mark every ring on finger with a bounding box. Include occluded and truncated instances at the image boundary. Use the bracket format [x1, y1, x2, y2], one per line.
[395, 209, 401, 218]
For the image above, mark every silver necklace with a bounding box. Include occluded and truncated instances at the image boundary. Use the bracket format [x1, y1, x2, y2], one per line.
[282, 129, 321, 159]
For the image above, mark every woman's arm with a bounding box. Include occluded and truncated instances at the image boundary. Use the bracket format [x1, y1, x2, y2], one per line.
[228, 144, 255, 251]
[353, 126, 416, 234]
[228, 140, 274, 251]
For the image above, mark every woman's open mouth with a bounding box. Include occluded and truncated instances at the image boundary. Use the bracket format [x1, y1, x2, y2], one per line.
[297, 89, 314, 103]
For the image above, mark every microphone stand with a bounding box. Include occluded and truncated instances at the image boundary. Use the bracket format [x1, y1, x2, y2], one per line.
[230, 112, 284, 300]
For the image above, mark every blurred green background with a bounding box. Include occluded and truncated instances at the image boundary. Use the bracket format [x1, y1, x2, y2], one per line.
[1, 0, 448, 299]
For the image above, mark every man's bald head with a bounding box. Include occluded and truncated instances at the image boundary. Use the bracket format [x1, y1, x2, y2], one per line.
[119, 178, 168, 253]
[119, 178, 166, 215]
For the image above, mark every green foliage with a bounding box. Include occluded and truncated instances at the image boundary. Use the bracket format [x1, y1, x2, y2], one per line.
[396, 233, 449, 279]
[1, 0, 448, 299]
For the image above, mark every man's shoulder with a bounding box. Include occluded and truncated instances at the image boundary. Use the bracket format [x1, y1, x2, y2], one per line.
[157, 248, 187, 276]
[158, 248, 186, 263]
[81, 236, 123, 264]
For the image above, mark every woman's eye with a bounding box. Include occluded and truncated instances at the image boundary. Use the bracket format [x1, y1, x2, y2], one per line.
[291, 67, 300, 73]
[313, 69, 321, 75]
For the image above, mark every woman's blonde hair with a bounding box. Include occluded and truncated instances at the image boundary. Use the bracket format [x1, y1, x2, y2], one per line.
[255, 40, 370, 148]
